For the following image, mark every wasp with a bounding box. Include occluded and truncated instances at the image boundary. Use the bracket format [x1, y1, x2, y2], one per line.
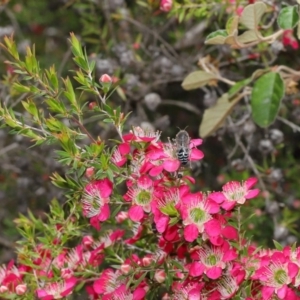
[174, 129, 191, 166]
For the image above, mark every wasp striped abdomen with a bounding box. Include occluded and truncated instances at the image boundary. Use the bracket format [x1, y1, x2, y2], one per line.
[175, 130, 190, 166]
[177, 147, 189, 165]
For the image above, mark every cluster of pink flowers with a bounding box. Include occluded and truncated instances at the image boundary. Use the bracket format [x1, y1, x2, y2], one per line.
[2, 126, 300, 299]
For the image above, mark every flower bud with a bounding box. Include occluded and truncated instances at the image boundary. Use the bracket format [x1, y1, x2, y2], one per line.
[99, 74, 112, 83]
[120, 263, 131, 274]
[0, 285, 8, 293]
[85, 167, 95, 178]
[142, 256, 152, 267]
[16, 284, 27, 295]
[115, 211, 128, 223]
[154, 270, 166, 283]
[160, 0, 172, 12]
[88, 102, 97, 110]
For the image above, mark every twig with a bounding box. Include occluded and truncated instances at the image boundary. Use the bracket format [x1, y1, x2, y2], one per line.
[120, 16, 180, 62]
[57, 48, 72, 78]
[0, 236, 15, 249]
[0, 142, 19, 156]
[228, 117, 270, 205]
[160, 99, 201, 116]
[71, 117, 96, 143]
[277, 116, 300, 133]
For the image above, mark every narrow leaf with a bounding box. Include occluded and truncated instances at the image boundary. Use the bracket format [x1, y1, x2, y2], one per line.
[273, 240, 283, 251]
[251, 72, 284, 127]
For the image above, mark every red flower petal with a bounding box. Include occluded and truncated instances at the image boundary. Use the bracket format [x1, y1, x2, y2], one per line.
[189, 262, 205, 277]
[206, 266, 222, 279]
[128, 205, 144, 222]
[190, 148, 204, 160]
[184, 224, 199, 242]
[222, 225, 238, 240]
[163, 159, 180, 172]
[205, 219, 221, 237]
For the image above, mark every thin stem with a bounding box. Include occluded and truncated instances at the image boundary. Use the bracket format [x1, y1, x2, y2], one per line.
[277, 116, 300, 133]
[71, 117, 96, 143]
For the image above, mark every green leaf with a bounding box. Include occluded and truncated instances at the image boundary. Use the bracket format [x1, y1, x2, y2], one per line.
[205, 30, 228, 45]
[22, 100, 39, 120]
[63, 77, 79, 110]
[73, 56, 89, 72]
[277, 6, 299, 29]
[237, 30, 259, 44]
[199, 93, 242, 138]
[226, 16, 239, 35]
[45, 98, 66, 114]
[240, 2, 267, 29]
[228, 78, 252, 99]
[181, 71, 218, 90]
[273, 240, 283, 251]
[12, 83, 31, 93]
[251, 72, 284, 127]
[69, 32, 84, 57]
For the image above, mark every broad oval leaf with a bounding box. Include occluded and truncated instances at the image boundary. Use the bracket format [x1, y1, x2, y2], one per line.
[182, 71, 218, 90]
[200, 93, 242, 137]
[205, 30, 228, 45]
[251, 72, 284, 128]
[237, 30, 259, 44]
[277, 6, 299, 29]
[240, 2, 267, 29]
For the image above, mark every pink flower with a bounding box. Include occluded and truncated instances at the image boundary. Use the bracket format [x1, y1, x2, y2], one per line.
[170, 280, 204, 299]
[99, 74, 112, 83]
[214, 275, 239, 299]
[111, 142, 130, 167]
[123, 126, 161, 144]
[236, 6, 244, 16]
[189, 243, 237, 279]
[0, 262, 24, 294]
[208, 177, 259, 211]
[252, 251, 299, 299]
[151, 186, 186, 233]
[147, 142, 181, 175]
[81, 179, 113, 228]
[180, 192, 220, 242]
[124, 175, 155, 221]
[189, 138, 204, 162]
[282, 30, 299, 50]
[36, 277, 77, 299]
[160, 0, 173, 12]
